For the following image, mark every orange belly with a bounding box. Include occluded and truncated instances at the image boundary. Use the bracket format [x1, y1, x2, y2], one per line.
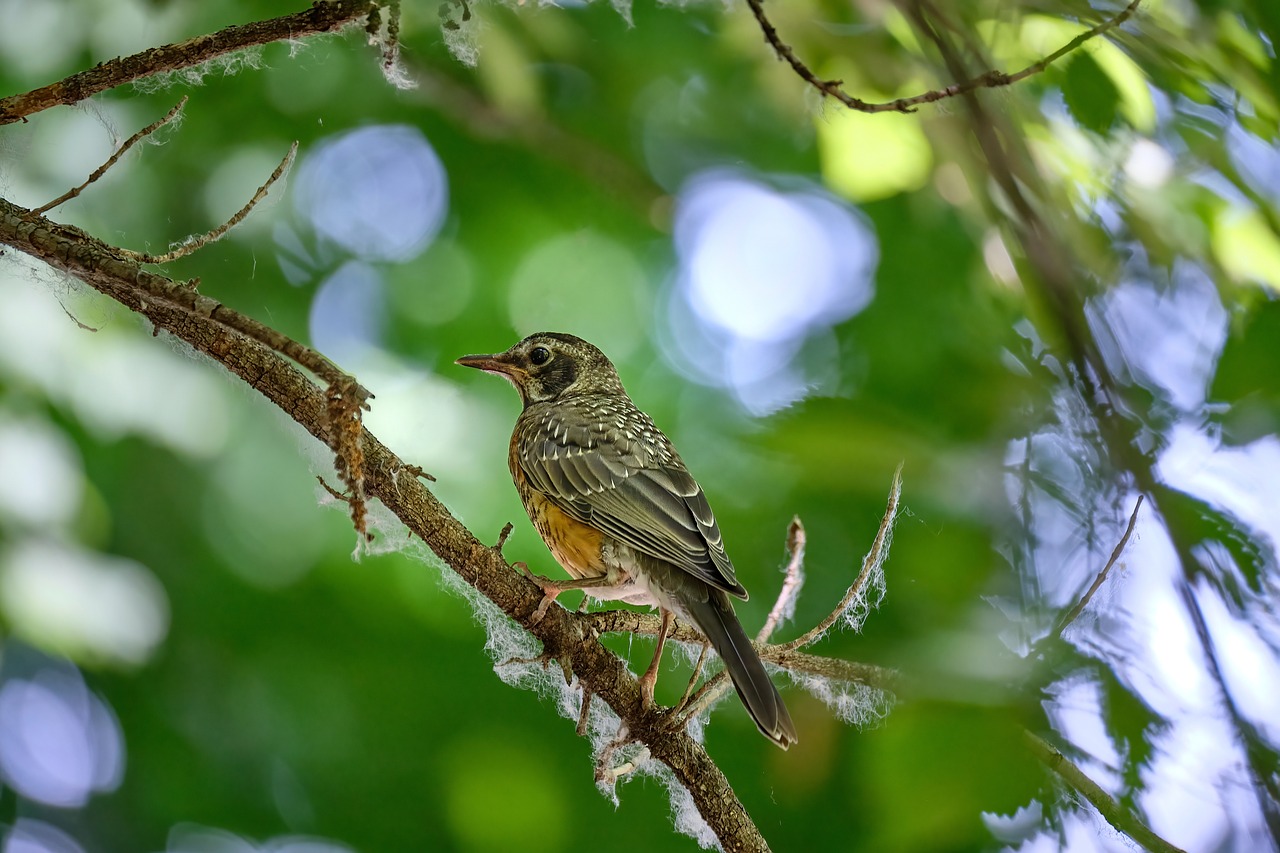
[509, 434, 606, 580]
[527, 494, 606, 580]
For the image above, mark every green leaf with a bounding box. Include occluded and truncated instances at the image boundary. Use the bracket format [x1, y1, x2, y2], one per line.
[1063, 51, 1120, 133]
[1212, 299, 1280, 443]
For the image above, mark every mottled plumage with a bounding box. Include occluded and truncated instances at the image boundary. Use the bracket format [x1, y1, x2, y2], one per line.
[457, 332, 797, 748]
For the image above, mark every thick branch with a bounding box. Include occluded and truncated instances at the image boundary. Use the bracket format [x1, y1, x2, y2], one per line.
[0, 0, 380, 125]
[0, 195, 768, 852]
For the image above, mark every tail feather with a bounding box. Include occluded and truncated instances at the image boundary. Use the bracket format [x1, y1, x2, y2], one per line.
[685, 591, 797, 749]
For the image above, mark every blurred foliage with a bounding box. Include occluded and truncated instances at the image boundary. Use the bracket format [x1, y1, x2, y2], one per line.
[1, 0, 1279, 851]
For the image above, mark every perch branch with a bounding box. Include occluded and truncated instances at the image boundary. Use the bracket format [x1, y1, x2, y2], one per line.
[585, 609, 901, 694]
[0, 1, 382, 125]
[745, 0, 1142, 113]
[31, 97, 188, 216]
[599, 468, 901, 727]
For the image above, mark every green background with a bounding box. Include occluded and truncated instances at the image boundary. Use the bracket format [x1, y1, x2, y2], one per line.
[1, 1, 1278, 851]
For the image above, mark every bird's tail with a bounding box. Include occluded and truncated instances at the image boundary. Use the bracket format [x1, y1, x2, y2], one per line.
[685, 592, 798, 749]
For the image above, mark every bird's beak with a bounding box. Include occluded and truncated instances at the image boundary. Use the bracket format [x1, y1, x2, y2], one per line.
[455, 351, 523, 380]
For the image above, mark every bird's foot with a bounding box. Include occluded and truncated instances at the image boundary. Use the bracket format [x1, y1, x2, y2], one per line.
[638, 667, 658, 711]
[636, 609, 674, 712]
[515, 562, 565, 624]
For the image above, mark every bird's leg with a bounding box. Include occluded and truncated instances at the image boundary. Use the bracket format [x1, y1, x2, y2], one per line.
[638, 609, 675, 710]
[516, 563, 628, 623]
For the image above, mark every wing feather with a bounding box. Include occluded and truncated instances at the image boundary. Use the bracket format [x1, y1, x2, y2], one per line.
[518, 404, 745, 597]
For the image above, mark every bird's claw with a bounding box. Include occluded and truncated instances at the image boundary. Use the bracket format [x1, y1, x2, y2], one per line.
[638, 670, 658, 711]
[531, 593, 557, 624]
[515, 562, 563, 624]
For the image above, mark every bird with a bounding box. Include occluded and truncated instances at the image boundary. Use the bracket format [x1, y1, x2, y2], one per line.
[456, 332, 797, 748]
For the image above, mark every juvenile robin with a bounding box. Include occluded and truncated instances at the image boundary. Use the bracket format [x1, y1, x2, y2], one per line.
[457, 332, 797, 748]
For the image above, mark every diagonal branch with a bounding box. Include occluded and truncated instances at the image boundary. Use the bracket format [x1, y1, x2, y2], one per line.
[9, 199, 364, 402]
[745, 0, 1142, 114]
[1025, 730, 1187, 853]
[0, 0, 383, 125]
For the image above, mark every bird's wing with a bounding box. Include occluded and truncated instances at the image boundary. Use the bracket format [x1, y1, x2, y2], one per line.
[517, 406, 746, 598]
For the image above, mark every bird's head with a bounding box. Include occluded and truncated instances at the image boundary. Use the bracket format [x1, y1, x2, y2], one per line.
[456, 332, 625, 406]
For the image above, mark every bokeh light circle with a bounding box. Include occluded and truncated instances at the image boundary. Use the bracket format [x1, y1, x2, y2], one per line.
[662, 170, 878, 413]
[293, 125, 448, 263]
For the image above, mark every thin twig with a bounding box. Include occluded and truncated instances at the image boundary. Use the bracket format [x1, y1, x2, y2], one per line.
[1052, 495, 1145, 639]
[758, 516, 806, 642]
[31, 98, 187, 217]
[780, 463, 902, 652]
[315, 475, 350, 503]
[1024, 730, 1187, 853]
[676, 670, 732, 729]
[745, 0, 1142, 113]
[675, 642, 711, 713]
[123, 141, 297, 265]
[57, 298, 100, 332]
[493, 521, 515, 552]
[594, 731, 647, 784]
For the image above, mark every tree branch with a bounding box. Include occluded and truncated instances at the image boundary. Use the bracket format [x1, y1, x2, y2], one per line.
[745, 0, 1142, 113]
[1051, 495, 1145, 640]
[0, 0, 383, 125]
[1024, 730, 1187, 853]
[0, 194, 771, 852]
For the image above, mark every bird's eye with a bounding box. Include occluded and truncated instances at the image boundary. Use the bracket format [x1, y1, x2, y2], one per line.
[529, 346, 551, 366]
